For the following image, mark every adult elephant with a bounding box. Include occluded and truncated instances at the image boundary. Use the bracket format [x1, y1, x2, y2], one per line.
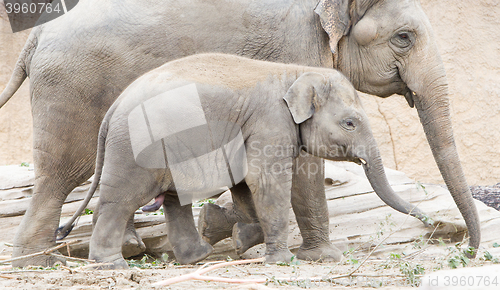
[0, 0, 479, 267]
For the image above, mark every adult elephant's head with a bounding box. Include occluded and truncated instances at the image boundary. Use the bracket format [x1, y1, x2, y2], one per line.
[316, 0, 480, 255]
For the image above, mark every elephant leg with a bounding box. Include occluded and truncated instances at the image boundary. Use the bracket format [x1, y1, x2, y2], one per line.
[198, 182, 259, 245]
[92, 195, 146, 259]
[200, 156, 342, 262]
[163, 193, 213, 264]
[293, 155, 342, 262]
[93, 204, 146, 258]
[12, 120, 95, 268]
[89, 166, 160, 269]
[122, 215, 147, 258]
[232, 222, 264, 255]
[89, 201, 133, 269]
[251, 182, 293, 264]
[243, 153, 294, 263]
[11, 97, 115, 267]
[12, 174, 82, 267]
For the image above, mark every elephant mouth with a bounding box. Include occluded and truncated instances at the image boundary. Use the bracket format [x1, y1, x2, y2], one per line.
[404, 87, 417, 108]
[354, 157, 367, 166]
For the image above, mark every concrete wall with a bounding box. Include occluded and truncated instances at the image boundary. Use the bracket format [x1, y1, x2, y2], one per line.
[0, 0, 498, 185]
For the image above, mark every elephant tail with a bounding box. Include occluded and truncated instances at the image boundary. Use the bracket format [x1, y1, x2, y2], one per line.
[55, 102, 119, 240]
[0, 28, 39, 108]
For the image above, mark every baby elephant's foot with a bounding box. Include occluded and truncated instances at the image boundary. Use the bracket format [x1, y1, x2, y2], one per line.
[232, 222, 264, 255]
[90, 254, 129, 270]
[296, 241, 343, 262]
[198, 203, 235, 245]
[173, 239, 214, 265]
[265, 247, 295, 264]
[122, 229, 147, 258]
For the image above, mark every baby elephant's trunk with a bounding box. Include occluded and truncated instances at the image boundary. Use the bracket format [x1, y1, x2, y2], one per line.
[359, 142, 432, 226]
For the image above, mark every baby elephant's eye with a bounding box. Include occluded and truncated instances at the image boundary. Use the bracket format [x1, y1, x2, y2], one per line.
[341, 118, 356, 131]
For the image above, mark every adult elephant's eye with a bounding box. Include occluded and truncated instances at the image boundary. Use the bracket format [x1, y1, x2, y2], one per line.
[341, 118, 356, 131]
[391, 31, 414, 49]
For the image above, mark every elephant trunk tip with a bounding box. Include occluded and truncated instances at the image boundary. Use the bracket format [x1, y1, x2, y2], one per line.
[413, 212, 434, 227]
[394, 202, 434, 227]
[465, 246, 478, 259]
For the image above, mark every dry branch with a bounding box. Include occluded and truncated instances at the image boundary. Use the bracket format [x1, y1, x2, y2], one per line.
[77, 262, 114, 270]
[49, 253, 94, 263]
[153, 257, 266, 286]
[0, 240, 80, 265]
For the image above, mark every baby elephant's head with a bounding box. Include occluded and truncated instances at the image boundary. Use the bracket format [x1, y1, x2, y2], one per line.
[284, 71, 431, 226]
[284, 71, 374, 165]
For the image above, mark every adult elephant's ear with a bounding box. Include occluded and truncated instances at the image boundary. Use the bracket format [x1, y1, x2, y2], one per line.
[315, 0, 377, 54]
[283, 72, 326, 124]
[315, 0, 351, 55]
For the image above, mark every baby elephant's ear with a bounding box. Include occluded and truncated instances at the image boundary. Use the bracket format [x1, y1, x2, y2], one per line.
[284, 72, 326, 124]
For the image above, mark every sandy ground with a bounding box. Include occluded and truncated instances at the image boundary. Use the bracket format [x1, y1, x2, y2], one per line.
[0, 261, 411, 290]
[2, 234, 500, 289]
[1, 164, 499, 290]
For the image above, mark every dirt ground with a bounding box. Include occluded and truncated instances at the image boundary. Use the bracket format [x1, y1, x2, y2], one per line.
[1, 175, 500, 289]
[1, 250, 498, 290]
[2, 227, 500, 289]
[0, 260, 412, 290]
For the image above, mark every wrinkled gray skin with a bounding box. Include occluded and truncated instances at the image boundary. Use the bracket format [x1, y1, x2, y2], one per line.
[62, 53, 418, 268]
[0, 0, 479, 266]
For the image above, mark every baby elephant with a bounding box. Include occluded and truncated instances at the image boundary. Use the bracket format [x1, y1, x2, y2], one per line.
[57, 53, 424, 269]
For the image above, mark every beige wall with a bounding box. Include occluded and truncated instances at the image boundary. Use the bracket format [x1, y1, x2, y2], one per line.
[0, 2, 33, 166]
[360, 0, 500, 185]
[0, 0, 498, 185]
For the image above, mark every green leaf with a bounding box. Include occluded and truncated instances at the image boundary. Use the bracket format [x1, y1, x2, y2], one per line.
[448, 257, 460, 269]
[390, 252, 402, 260]
[460, 255, 470, 266]
[290, 255, 300, 266]
[484, 251, 493, 261]
[466, 246, 476, 257]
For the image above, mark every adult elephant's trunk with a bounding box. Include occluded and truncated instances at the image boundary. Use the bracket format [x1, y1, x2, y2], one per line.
[403, 44, 480, 256]
[356, 139, 431, 226]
